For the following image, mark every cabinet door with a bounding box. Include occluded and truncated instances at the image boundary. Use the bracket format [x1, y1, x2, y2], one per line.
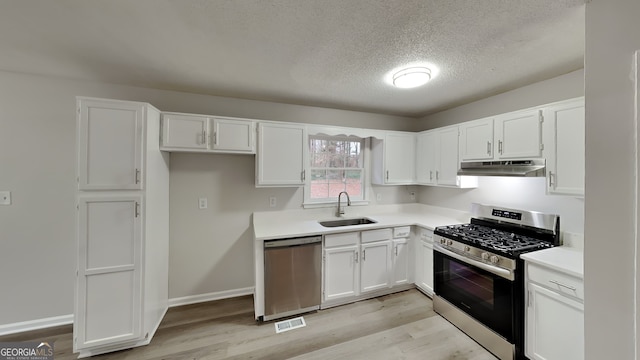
[543, 99, 585, 196]
[416, 131, 437, 185]
[75, 196, 142, 350]
[360, 241, 391, 293]
[392, 238, 410, 286]
[256, 123, 306, 186]
[437, 127, 460, 186]
[212, 117, 255, 153]
[459, 118, 494, 161]
[495, 109, 543, 159]
[78, 99, 144, 190]
[384, 133, 416, 184]
[324, 246, 359, 302]
[526, 282, 584, 360]
[419, 240, 434, 295]
[161, 113, 209, 150]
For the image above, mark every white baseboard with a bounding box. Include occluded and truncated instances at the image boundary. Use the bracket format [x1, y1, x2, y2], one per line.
[0, 288, 255, 336]
[168, 287, 255, 308]
[0, 314, 73, 336]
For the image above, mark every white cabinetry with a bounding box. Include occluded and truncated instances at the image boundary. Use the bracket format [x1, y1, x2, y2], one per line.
[323, 232, 359, 302]
[372, 132, 416, 184]
[75, 98, 169, 358]
[415, 227, 434, 296]
[459, 109, 543, 162]
[160, 113, 256, 154]
[391, 226, 411, 286]
[495, 109, 543, 159]
[459, 117, 494, 161]
[542, 98, 585, 196]
[416, 127, 476, 188]
[525, 262, 584, 360]
[360, 229, 393, 293]
[256, 122, 306, 187]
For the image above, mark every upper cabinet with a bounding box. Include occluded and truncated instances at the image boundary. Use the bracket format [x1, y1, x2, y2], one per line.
[495, 109, 543, 159]
[256, 122, 306, 187]
[460, 109, 543, 162]
[77, 98, 144, 190]
[160, 112, 256, 154]
[372, 132, 416, 185]
[459, 117, 494, 161]
[416, 126, 477, 188]
[542, 98, 585, 196]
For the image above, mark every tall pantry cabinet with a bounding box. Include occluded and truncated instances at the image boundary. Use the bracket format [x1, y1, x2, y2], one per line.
[74, 97, 169, 358]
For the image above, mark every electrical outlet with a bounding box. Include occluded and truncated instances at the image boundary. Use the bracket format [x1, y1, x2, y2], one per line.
[269, 196, 277, 208]
[198, 197, 207, 209]
[410, 191, 416, 201]
[376, 193, 382, 201]
[0, 191, 10, 205]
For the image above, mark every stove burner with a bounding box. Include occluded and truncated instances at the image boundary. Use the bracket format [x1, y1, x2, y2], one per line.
[435, 223, 552, 257]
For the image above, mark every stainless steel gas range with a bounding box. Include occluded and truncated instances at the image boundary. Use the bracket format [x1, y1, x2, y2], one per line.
[433, 203, 560, 360]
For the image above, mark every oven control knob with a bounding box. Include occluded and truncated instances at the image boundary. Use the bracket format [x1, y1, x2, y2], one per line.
[440, 238, 446, 245]
[464, 246, 470, 252]
[489, 255, 499, 264]
[481, 252, 489, 261]
[446, 240, 453, 246]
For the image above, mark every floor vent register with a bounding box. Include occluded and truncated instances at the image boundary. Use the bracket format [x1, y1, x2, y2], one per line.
[274, 316, 306, 334]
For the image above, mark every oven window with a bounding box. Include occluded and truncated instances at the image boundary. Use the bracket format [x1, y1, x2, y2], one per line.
[448, 261, 495, 309]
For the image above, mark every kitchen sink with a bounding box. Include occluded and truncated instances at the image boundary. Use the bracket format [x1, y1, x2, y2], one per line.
[318, 217, 377, 227]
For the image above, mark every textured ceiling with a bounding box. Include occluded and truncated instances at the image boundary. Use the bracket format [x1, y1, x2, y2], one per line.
[0, 0, 585, 117]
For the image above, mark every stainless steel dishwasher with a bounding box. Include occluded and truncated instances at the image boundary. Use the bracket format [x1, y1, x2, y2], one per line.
[263, 236, 322, 321]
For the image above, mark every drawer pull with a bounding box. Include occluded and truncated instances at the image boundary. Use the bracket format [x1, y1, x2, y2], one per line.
[549, 279, 577, 291]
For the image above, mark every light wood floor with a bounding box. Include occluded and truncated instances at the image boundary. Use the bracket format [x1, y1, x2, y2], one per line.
[1, 289, 497, 359]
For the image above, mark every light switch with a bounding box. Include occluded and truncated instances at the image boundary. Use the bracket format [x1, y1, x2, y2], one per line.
[0, 191, 10, 205]
[198, 197, 207, 209]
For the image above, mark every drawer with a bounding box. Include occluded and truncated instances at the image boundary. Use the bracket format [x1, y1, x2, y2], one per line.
[324, 232, 359, 248]
[393, 226, 411, 238]
[418, 227, 434, 243]
[361, 228, 392, 243]
[527, 263, 584, 301]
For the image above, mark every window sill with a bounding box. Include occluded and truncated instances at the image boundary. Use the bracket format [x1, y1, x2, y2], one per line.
[302, 200, 370, 209]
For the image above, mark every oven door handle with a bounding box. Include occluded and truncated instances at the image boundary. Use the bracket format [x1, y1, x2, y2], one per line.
[434, 243, 515, 281]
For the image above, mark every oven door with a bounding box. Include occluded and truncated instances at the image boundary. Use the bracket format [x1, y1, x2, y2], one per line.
[434, 245, 515, 340]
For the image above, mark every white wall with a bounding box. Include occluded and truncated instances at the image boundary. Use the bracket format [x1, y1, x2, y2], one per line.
[418, 69, 585, 234]
[584, 1, 640, 358]
[418, 177, 584, 234]
[0, 70, 416, 326]
[418, 69, 584, 130]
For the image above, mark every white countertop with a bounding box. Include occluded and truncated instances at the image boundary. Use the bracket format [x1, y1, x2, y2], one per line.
[521, 246, 584, 278]
[253, 203, 470, 241]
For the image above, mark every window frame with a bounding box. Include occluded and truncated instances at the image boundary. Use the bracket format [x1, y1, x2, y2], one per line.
[303, 135, 370, 207]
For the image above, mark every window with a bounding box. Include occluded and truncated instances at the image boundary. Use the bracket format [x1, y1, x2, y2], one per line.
[306, 135, 365, 203]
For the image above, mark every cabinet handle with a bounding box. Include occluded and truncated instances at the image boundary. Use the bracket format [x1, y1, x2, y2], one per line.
[386, 170, 389, 181]
[487, 141, 491, 155]
[436, 171, 439, 180]
[202, 131, 207, 145]
[362, 249, 366, 261]
[498, 140, 503, 154]
[135, 169, 140, 184]
[213, 131, 218, 146]
[395, 246, 398, 256]
[549, 279, 576, 291]
[548, 171, 555, 187]
[354, 251, 359, 263]
[135, 202, 140, 218]
[301, 170, 306, 181]
[429, 170, 433, 181]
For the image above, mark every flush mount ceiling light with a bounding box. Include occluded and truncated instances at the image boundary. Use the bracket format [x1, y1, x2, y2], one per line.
[392, 67, 432, 88]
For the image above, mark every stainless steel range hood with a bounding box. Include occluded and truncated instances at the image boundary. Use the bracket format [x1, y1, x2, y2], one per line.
[457, 159, 546, 177]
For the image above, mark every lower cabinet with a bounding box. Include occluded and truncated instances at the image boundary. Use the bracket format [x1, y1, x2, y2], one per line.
[525, 262, 584, 360]
[323, 228, 410, 305]
[415, 227, 434, 295]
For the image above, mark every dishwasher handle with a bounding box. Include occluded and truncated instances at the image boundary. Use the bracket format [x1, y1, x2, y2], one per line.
[264, 236, 322, 248]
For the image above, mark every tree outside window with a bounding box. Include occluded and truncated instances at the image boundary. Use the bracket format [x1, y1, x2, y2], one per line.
[308, 136, 364, 201]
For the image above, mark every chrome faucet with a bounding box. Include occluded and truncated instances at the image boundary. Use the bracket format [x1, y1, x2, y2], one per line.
[336, 191, 351, 217]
